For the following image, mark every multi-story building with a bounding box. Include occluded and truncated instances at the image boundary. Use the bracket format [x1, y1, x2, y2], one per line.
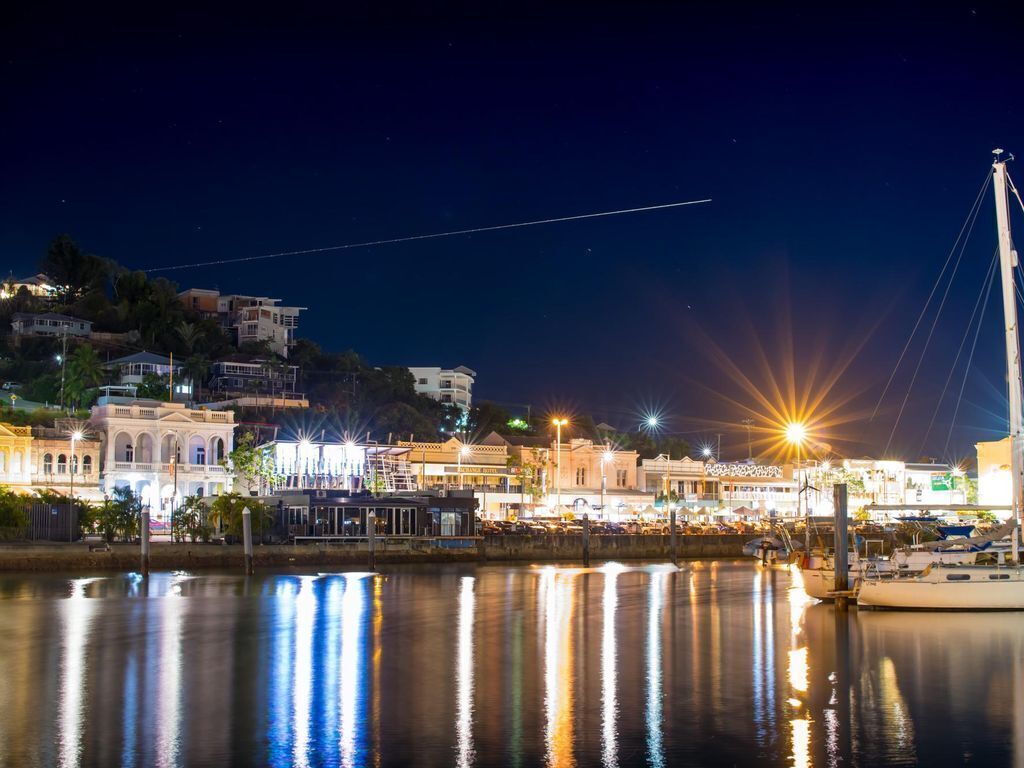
[205, 357, 307, 409]
[507, 436, 647, 519]
[265, 438, 417, 495]
[178, 288, 304, 358]
[106, 351, 192, 401]
[0, 421, 102, 500]
[400, 433, 523, 518]
[409, 366, 475, 411]
[10, 312, 92, 339]
[90, 398, 235, 524]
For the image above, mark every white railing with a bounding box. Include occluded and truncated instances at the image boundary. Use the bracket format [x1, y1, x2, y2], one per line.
[111, 462, 227, 474]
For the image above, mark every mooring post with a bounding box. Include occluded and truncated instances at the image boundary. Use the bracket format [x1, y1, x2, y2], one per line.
[140, 508, 150, 577]
[667, 507, 675, 569]
[367, 511, 376, 571]
[242, 506, 254, 576]
[582, 513, 590, 567]
[833, 483, 849, 609]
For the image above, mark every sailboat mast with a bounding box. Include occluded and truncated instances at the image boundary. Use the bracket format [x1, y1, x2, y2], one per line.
[992, 150, 1024, 544]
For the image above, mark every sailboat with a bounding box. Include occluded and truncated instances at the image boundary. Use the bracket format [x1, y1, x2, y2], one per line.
[858, 150, 1024, 610]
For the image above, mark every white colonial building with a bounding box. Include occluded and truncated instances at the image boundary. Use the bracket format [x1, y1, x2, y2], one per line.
[90, 398, 235, 523]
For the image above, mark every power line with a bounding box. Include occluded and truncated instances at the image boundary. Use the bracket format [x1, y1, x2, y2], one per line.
[144, 198, 712, 273]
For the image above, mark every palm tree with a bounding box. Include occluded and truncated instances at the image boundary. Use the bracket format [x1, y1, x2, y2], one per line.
[185, 353, 209, 404]
[65, 344, 104, 410]
[177, 321, 201, 353]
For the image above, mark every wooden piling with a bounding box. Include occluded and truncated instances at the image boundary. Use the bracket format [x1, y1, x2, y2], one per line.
[242, 506, 254, 576]
[140, 509, 150, 577]
[582, 513, 590, 567]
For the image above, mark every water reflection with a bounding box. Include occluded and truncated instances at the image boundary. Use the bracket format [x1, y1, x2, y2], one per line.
[58, 578, 98, 768]
[542, 568, 577, 768]
[456, 576, 475, 768]
[646, 570, 667, 768]
[600, 564, 624, 768]
[5, 564, 1024, 766]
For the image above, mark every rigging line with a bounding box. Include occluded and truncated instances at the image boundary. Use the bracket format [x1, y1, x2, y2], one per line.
[884, 174, 988, 455]
[1007, 168, 1024, 219]
[143, 198, 712, 273]
[919, 248, 999, 453]
[943, 248, 998, 457]
[870, 171, 991, 421]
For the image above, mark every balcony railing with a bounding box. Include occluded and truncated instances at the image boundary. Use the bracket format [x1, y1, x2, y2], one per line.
[110, 462, 227, 475]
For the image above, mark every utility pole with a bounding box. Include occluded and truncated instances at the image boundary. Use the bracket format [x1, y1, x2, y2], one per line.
[741, 418, 754, 461]
[58, 327, 68, 412]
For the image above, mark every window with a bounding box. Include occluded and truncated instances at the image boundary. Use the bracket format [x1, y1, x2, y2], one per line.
[418, 378, 428, 385]
[989, 573, 1010, 580]
[125, 443, 134, 462]
[616, 469, 628, 488]
[441, 380, 453, 389]
[43, 453, 52, 474]
[946, 574, 971, 581]
[82, 455, 92, 474]
[57, 454, 67, 474]
[71, 455, 78, 475]
[575, 467, 586, 486]
[195, 446, 206, 465]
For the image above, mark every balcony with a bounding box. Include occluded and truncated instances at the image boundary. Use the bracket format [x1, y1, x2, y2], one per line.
[110, 462, 227, 475]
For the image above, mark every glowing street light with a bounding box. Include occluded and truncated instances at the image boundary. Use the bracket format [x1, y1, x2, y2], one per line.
[701, 446, 713, 458]
[68, 429, 84, 542]
[646, 416, 659, 429]
[785, 421, 809, 553]
[458, 444, 470, 490]
[551, 418, 569, 510]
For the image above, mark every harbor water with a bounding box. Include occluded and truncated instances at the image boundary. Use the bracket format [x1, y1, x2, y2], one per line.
[0, 562, 1020, 767]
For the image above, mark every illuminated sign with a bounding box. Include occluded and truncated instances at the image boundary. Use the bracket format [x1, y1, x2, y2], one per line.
[705, 463, 782, 478]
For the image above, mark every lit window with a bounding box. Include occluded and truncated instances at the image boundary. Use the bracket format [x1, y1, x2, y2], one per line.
[57, 454, 67, 474]
[576, 467, 586, 485]
[616, 469, 627, 488]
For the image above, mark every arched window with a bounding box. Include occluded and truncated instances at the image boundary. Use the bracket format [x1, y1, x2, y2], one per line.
[213, 438, 225, 463]
[43, 453, 53, 474]
[82, 455, 92, 475]
[125, 443, 134, 463]
[57, 454, 67, 474]
[196, 487, 204, 498]
[0, 452, 6, 474]
[71, 455, 78, 475]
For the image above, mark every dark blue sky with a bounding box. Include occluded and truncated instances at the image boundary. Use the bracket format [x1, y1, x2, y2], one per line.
[3, 3, 1024, 460]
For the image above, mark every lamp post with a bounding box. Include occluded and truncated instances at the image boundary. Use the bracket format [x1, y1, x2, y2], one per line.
[785, 422, 808, 554]
[68, 429, 82, 542]
[457, 444, 470, 490]
[551, 418, 568, 510]
[601, 447, 612, 520]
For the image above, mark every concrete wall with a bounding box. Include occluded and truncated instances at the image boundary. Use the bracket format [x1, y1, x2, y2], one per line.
[0, 534, 747, 571]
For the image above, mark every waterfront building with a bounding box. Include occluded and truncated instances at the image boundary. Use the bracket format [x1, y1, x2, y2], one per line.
[266, 489, 477, 539]
[0, 421, 103, 500]
[178, 288, 304, 358]
[30, 423, 102, 499]
[507, 436, 647, 519]
[839, 458, 967, 512]
[409, 365, 475, 411]
[89, 398, 234, 521]
[977, 436, 1011, 508]
[400, 433, 523, 518]
[10, 312, 91, 340]
[704, 460, 800, 516]
[265, 438, 417, 494]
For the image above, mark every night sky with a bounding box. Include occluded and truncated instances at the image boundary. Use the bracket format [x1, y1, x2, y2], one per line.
[4, 3, 1024, 461]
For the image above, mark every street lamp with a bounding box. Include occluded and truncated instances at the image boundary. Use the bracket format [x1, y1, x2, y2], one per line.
[457, 444, 470, 490]
[68, 429, 83, 542]
[601, 447, 613, 520]
[785, 421, 808, 553]
[551, 418, 568, 510]
[645, 416, 659, 430]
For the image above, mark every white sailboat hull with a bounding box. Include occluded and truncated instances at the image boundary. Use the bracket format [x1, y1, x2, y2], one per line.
[858, 566, 1024, 610]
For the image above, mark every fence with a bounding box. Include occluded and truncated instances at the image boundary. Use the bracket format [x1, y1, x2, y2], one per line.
[26, 502, 81, 541]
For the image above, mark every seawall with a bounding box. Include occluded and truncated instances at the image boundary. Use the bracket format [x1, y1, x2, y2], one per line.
[0, 534, 748, 571]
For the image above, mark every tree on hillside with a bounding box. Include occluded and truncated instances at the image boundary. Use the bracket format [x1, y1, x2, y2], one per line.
[40, 235, 107, 305]
[64, 344, 105, 409]
[467, 401, 512, 436]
